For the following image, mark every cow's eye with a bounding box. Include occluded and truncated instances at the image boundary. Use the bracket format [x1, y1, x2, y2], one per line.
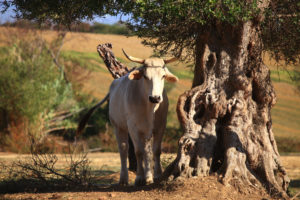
[143, 75, 149, 80]
[162, 75, 166, 79]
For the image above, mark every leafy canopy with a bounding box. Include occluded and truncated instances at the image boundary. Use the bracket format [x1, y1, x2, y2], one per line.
[124, 0, 260, 60]
[1, 0, 299, 63]
[124, 0, 300, 64]
[1, 0, 119, 25]
[262, 0, 300, 63]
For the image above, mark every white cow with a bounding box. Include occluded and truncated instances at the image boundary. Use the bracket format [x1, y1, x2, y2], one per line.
[109, 50, 178, 185]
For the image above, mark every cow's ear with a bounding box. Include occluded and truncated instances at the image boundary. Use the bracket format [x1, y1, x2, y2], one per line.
[128, 69, 143, 80]
[165, 68, 178, 83]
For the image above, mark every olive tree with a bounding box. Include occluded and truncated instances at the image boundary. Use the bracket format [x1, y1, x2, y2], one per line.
[123, 1, 299, 198]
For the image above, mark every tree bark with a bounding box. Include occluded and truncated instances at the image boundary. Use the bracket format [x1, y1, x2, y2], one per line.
[96, 43, 137, 172]
[162, 20, 290, 198]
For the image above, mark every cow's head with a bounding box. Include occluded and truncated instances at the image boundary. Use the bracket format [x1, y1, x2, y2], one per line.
[123, 49, 178, 104]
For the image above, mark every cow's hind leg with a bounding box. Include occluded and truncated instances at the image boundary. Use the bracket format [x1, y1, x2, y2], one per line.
[115, 128, 129, 185]
[153, 104, 167, 182]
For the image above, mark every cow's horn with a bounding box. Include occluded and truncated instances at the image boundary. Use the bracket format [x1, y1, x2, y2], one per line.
[163, 57, 177, 64]
[122, 49, 145, 64]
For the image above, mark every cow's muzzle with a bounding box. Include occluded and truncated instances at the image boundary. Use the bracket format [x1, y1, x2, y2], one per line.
[149, 95, 161, 104]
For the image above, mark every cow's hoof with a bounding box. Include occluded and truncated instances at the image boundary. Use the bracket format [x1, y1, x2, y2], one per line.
[145, 176, 154, 185]
[154, 177, 160, 183]
[134, 176, 146, 186]
[119, 178, 128, 186]
[119, 181, 128, 186]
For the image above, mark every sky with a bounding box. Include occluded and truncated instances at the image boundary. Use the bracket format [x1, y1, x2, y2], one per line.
[0, 6, 127, 24]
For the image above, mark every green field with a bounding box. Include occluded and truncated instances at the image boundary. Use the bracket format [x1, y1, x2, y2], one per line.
[61, 49, 300, 153]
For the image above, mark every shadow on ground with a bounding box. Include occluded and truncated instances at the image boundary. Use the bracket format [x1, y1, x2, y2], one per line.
[288, 179, 300, 198]
[0, 170, 178, 195]
[290, 179, 300, 188]
[1, 169, 299, 200]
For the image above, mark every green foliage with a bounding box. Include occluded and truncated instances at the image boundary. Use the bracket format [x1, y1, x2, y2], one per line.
[123, 0, 260, 60]
[128, 0, 259, 25]
[91, 22, 132, 35]
[2, 1, 299, 64]
[0, 33, 84, 152]
[122, 0, 300, 67]
[262, 0, 300, 64]
[1, 0, 119, 25]
[0, 45, 60, 123]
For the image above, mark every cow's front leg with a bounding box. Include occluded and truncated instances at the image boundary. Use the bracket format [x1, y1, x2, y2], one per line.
[114, 128, 129, 185]
[143, 136, 154, 184]
[128, 128, 145, 186]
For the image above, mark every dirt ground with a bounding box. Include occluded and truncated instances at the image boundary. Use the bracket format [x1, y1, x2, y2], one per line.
[1, 152, 300, 200]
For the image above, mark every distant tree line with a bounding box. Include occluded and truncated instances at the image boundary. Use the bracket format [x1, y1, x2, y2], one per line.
[0, 19, 132, 35]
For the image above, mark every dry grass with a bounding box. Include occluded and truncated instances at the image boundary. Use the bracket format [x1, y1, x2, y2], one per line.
[0, 27, 153, 58]
[40, 28, 154, 59]
[272, 82, 300, 140]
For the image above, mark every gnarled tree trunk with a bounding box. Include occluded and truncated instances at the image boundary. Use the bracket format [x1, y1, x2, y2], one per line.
[162, 20, 289, 198]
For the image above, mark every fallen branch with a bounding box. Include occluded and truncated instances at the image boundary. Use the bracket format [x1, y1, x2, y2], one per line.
[96, 43, 131, 78]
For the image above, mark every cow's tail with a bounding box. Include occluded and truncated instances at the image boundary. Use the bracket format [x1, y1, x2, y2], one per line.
[76, 93, 109, 137]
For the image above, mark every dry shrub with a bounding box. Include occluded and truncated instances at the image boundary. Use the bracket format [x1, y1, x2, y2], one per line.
[0, 145, 96, 193]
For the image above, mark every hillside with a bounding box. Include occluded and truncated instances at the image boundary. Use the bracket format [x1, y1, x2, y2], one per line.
[59, 29, 300, 152]
[0, 27, 299, 152]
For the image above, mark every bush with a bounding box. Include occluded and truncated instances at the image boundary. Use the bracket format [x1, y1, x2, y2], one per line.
[91, 22, 132, 35]
[0, 31, 79, 152]
[0, 47, 58, 123]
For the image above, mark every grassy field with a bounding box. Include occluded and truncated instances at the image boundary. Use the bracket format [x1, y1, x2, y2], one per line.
[0, 27, 299, 153]
[56, 29, 300, 152]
